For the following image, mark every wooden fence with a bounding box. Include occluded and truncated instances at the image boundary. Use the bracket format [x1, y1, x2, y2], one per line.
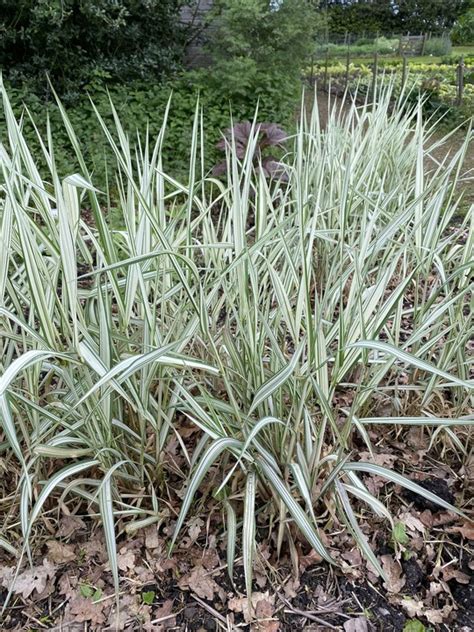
[398, 35, 427, 56]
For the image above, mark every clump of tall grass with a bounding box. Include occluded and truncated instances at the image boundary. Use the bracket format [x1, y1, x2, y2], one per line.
[0, 82, 472, 599]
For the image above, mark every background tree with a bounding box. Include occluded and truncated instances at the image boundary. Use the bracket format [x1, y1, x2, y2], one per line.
[452, 3, 474, 44]
[320, 0, 469, 37]
[393, 0, 468, 34]
[203, 0, 320, 101]
[321, 0, 396, 38]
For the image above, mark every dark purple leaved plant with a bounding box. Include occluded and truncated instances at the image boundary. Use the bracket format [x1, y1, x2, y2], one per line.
[213, 121, 288, 180]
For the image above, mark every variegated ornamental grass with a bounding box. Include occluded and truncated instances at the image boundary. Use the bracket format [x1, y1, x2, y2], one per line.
[0, 82, 472, 601]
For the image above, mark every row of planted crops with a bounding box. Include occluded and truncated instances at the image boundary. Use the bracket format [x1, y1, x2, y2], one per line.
[309, 55, 474, 126]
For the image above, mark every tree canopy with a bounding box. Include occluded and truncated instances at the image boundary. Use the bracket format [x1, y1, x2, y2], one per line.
[320, 0, 469, 36]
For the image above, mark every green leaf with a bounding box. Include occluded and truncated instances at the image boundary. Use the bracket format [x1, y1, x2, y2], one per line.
[80, 584, 94, 598]
[142, 591, 155, 605]
[393, 522, 409, 546]
[403, 620, 426, 632]
[92, 589, 103, 602]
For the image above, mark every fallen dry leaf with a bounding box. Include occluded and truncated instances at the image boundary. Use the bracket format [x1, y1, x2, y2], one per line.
[381, 555, 405, 593]
[153, 599, 175, 629]
[229, 591, 276, 625]
[283, 578, 300, 599]
[58, 572, 78, 599]
[0, 558, 56, 599]
[187, 517, 204, 544]
[178, 565, 221, 601]
[419, 509, 434, 527]
[46, 540, 76, 564]
[144, 525, 160, 550]
[406, 427, 429, 450]
[342, 548, 362, 567]
[254, 594, 279, 631]
[400, 597, 424, 618]
[117, 547, 136, 571]
[57, 515, 86, 538]
[200, 547, 220, 571]
[359, 451, 396, 467]
[299, 548, 323, 571]
[344, 616, 369, 632]
[398, 512, 425, 534]
[439, 566, 470, 584]
[450, 522, 474, 540]
[68, 594, 107, 626]
[425, 604, 454, 625]
[365, 474, 386, 495]
[432, 511, 457, 526]
[82, 539, 107, 562]
[400, 597, 454, 625]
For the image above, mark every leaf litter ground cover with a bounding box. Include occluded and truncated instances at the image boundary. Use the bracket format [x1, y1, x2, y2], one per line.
[0, 83, 472, 630]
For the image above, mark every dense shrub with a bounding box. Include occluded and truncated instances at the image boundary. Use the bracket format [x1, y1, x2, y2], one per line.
[424, 37, 452, 57]
[0, 0, 187, 96]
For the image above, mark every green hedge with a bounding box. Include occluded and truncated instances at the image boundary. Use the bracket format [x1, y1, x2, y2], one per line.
[0, 71, 300, 190]
[0, 0, 185, 97]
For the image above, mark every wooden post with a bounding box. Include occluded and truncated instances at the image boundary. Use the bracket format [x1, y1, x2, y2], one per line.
[371, 51, 379, 97]
[401, 54, 408, 93]
[421, 33, 427, 56]
[345, 48, 350, 90]
[309, 53, 315, 87]
[324, 48, 329, 91]
[457, 57, 465, 106]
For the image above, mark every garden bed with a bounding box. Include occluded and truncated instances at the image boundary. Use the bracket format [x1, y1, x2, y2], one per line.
[0, 87, 472, 632]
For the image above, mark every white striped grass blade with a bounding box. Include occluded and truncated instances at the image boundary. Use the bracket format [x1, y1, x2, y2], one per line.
[27, 460, 100, 534]
[249, 344, 304, 415]
[258, 457, 334, 564]
[335, 479, 386, 580]
[224, 500, 237, 582]
[357, 416, 474, 426]
[0, 536, 18, 557]
[243, 471, 256, 602]
[0, 395, 24, 465]
[289, 462, 316, 522]
[98, 476, 119, 596]
[170, 438, 242, 552]
[0, 350, 69, 396]
[343, 462, 465, 516]
[349, 341, 473, 390]
[216, 416, 284, 495]
[343, 483, 394, 523]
